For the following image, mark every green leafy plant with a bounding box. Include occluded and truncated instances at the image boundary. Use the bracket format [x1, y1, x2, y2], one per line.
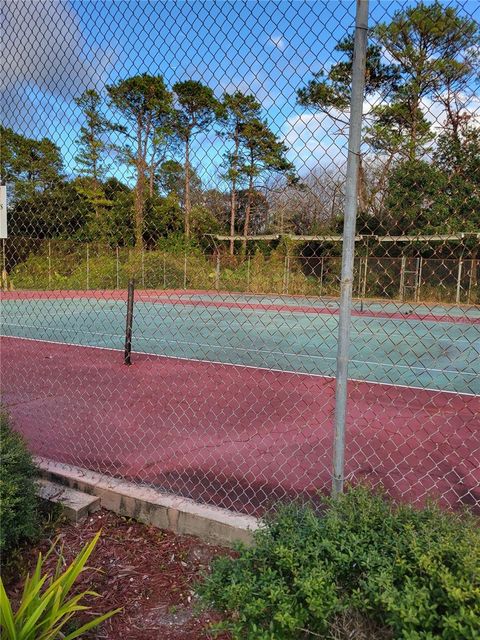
[0, 530, 121, 640]
[0, 412, 39, 554]
[199, 487, 480, 639]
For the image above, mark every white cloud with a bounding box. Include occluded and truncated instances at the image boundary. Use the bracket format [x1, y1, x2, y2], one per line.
[269, 35, 285, 51]
[1, 1, 114, 98]
[283, 112, 348, 173]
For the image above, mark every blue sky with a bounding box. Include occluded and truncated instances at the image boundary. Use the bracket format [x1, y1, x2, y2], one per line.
[2, 0, 479, 189]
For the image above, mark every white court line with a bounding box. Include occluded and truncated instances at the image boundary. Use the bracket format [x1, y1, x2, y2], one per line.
[2, 321, 479, 378]
[1, 333, 478, 398]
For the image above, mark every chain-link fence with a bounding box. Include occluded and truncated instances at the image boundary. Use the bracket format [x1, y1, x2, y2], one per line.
[1, 0, 479, 515]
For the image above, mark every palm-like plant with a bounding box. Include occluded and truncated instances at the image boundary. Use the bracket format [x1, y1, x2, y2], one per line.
[0, 530, 121, 640]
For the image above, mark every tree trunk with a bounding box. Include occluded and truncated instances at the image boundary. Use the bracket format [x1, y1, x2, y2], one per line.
[134, 172, 145, 250]
[184, 136, 191, 238]
[229, 133, 240, 255]
[134, 123, 145, 250]
[149, 157, 155, 198]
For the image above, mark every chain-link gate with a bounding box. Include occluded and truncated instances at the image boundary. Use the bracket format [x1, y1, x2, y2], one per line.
[1, 0, 479, 515]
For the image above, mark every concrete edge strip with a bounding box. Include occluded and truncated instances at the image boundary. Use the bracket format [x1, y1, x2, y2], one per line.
[35, 457, 259, 547]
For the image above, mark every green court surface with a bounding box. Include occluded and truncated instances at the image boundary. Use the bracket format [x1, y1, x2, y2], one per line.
[1, 295, 479, 395]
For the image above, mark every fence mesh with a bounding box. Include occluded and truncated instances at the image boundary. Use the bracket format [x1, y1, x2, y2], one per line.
[1, 0, 479, 515]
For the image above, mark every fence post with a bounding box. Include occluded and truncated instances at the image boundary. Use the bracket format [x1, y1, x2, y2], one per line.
[399, 255, 406, 301]
[456, 258, 463, 304]
[183, 251, 187, 290]
[282, 255, 288, 294]
[141, 248, 145, 289]
[415, 257, 422, 303]
[286, 254, 290, 294]
[48, 240, 52, 290]
[116, 246, 120, 289]
[86, 244, 90, 290]
[163, 253, 167, 289]
[467, 257, 476, 304]
[319, 256, 324, 297]
[215, 253, 220, 291]
[332, 0, 369, 498]
[362, 255, 368, 300]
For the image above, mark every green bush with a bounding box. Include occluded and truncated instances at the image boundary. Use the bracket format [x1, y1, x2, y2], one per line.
[199, 487, 480, 639]
[0, 413, 40, 555]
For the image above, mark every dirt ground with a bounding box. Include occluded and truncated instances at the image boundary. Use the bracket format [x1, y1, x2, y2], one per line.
[5, 509, 233, 639]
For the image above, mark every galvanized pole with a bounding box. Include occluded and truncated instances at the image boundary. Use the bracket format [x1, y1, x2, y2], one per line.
[86, 244, 90, 290]
[48, 240, 52, 290]
[332, 0, 369, 497]
[215, 253, 220, 291]
[456, 258, 463, 304]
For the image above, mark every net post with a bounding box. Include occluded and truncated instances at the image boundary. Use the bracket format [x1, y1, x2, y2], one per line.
[124, 279, 135, 365]
[332, 0, 369, 498]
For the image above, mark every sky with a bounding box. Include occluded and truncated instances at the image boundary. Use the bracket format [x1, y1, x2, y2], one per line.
[2, 0, 480, 189]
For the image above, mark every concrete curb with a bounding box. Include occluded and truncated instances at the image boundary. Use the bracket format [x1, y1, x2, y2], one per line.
[35, 457, 259, 547]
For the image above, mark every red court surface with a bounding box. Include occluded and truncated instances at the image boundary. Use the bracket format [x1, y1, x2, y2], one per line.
[1, 335, 479, 514]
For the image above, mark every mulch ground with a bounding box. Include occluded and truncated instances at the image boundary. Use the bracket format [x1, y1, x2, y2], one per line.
[5, 509, 233, 639]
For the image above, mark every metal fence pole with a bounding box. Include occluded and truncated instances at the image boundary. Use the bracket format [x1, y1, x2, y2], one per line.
[399, 255, 406, 301]
[48, 240, 52, 290]
[467, 258, 475, 304]
[456, 258, 463, 304]
[141, 248, 145, 289]
[215, 253, 220, 291]
[319, 256, 324, 297]
[283, 255, 288, 294]
[332, 0, 369, 498]
[116, 246, 120, 289]
[163, 253, 167, 289]
[415, 257, 422, 303]
[362, 255, 368, 299]
[86, 244, 90, 290]
[183, 251, 187, 290]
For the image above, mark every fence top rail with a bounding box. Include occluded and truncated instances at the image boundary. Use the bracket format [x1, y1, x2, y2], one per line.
[214, 233, 480, 243]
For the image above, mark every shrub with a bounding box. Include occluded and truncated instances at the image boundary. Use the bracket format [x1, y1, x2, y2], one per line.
[0, 531, 121, 639]
[199, 487, 480, 639]
[0, 413, 39, 554]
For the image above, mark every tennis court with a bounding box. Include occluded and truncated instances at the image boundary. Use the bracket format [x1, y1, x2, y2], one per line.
[1, 289, 479, 512]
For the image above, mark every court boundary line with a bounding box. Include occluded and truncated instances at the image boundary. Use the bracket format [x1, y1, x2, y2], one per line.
[2, 333, 478, 399]
[3, 321, 478, 377]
